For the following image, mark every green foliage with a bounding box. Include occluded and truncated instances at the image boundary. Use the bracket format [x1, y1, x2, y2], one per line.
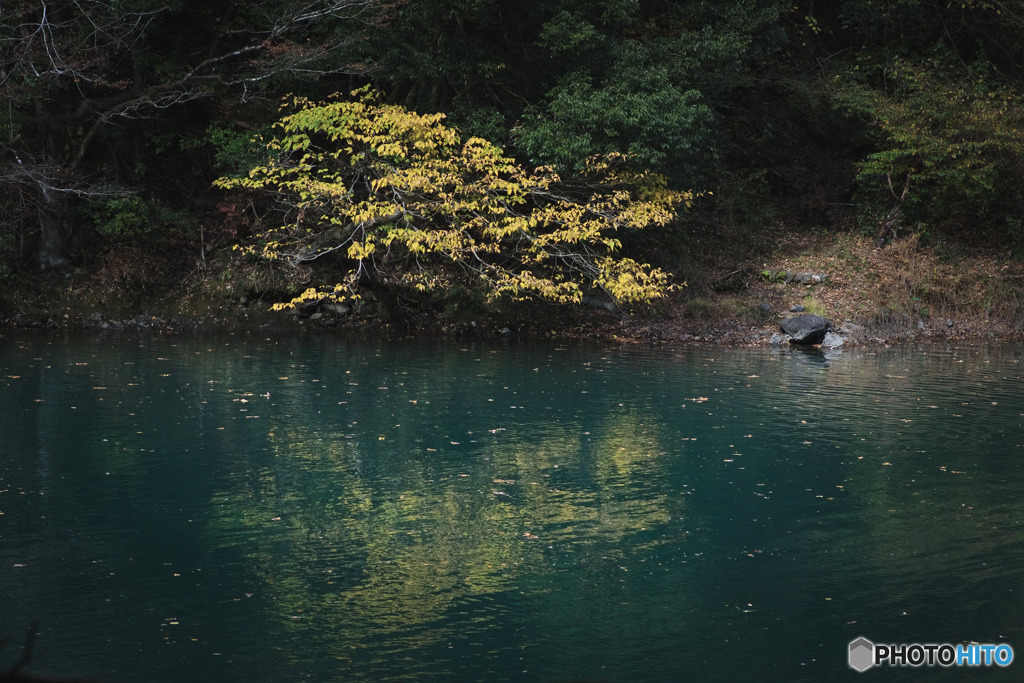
[87, 196, 190, 238]
[348, 0, 784, 187]
[515, 55, 713, 174]
[205, 125, 273, 177]
[8, 0, 1024, 306]
[830, 0, 1024, 78]
[88, 197, 152, 237]
[834, 60, 1024, 232]
[514, 0, 783, 180]
[216, 89, 699, 312]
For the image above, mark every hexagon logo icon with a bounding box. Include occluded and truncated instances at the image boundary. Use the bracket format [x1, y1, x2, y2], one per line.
[849, 637, 875, 672]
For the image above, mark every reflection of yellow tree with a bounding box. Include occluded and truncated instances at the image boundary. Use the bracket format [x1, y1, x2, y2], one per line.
[205, 406, 682, 658]
[591, 410, 673, 543]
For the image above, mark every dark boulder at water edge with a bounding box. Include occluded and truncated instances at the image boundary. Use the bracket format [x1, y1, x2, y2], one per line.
[779, 314, 833, 345]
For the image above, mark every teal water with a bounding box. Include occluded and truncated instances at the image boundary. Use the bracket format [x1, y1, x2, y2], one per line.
[1, 331, 1023, 682]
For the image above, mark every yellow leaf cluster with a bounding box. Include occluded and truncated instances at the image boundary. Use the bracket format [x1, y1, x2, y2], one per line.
[216, 88, 702, 312]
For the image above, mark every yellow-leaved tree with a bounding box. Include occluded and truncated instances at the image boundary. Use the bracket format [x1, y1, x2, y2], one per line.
[215, 88, 698, 313]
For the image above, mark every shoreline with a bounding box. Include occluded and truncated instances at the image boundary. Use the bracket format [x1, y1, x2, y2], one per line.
[3, 305, 1022, 348]
[3, 232, 1023, 347]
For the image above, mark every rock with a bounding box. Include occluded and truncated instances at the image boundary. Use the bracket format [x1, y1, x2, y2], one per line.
[766, 269, 827, 285]
[759, 303, 773, 313]
[822, 331, 845, 348]
[769, 332, 790, 346]
[789, 305, 805, 313]
[582, 294, 619, 313]
[946, 318, 954, 328]
[779, 314, 833, 345]
[322, 302, 350, 316]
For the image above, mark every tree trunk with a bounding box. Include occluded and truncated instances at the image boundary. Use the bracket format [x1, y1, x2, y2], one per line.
[875, 171, 911, 248]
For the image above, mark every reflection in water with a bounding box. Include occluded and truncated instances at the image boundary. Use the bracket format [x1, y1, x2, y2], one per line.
[1, 333, 1023, 681]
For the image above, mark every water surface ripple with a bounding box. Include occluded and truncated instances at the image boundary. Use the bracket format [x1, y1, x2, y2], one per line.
[1, 333, 1022, 681]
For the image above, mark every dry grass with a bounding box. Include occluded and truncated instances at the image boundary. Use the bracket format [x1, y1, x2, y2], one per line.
[762, 232, 1024, 339]
[610, 230, 1024, 344]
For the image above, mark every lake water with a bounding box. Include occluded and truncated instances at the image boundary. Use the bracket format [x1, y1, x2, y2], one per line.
[1, 331, 1022, 682]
